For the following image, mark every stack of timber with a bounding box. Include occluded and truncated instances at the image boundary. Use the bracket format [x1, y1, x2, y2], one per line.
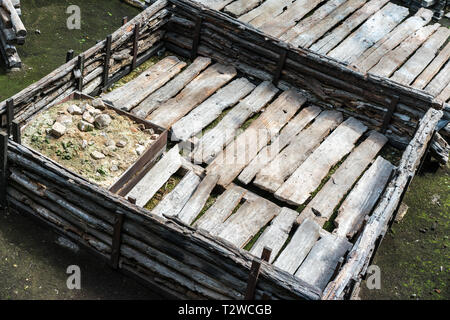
[403, 0, 447, 20]
[0, 0, 25, 69]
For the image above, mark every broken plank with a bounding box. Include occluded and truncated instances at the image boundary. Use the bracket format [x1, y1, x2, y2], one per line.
[295, 232, 352, 291]
[152, 170, 201, 218]
[412, 41, 450, 89]
[250, 207, 298, 264]
[207, 89, 307, 187]
[126, 145, 182, 208]
[275, 117, 368, 206]
[334, 156, 394, 239]
[102, 56, 186, 111]
[328, 2, 409, 64]
[191, 81, 278, 164]
[238, 106, 321, 185]
[171, 78, 255, 141]
[310, 0, 390, 55]
[177, 174, 219, 225]
[273, 218, 321, 274]
[147, 63, 237, 129]
[254, 110, 343, 193]
[298, 130, 388, 226]
[239, 0, 296, 28]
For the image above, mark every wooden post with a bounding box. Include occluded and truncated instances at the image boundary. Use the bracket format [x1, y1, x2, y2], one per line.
[273, 48, 287, 86]
[128, 196, 136, 205]
[381, 95, 399, 134]
[190, 16, 202, 60]
[111, 211, 125, 269]
[11, 120, 21, 144]
[66, 50, 74, 63]
[77, 54, 85, 92]
[6, 99, 14, 137]
[102, 35, 112, 90]
[244, 246, 272, 300]
[132, 24, 140, 70]
[0, 132, 8, 209]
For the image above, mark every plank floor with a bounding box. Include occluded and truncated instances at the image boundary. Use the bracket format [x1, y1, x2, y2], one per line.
[192, 0, 450, 103]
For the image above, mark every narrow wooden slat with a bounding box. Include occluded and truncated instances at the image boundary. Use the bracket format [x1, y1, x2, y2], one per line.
[273, 218, 321, 274]
[295, 232, 352, 291]
[102, 56, 187, 111]
[126, 145, 182, 208]
[171, 78, 255, 141]
[412, 41, 450, 89]
[147, 63, 237, 129]
[353, 8, 433, 73]
[238, 106, 321, 185]
[310, 0, 389, 55]
[298, 130, 388, 225]
[224, 0, 262, 17]
[207, 89, 307, 187]
[390, 27, 450, 85]
[177, 174, 219, 225]
[194, 0, 235, 10]
[275, 117, 368, 206]
[334, 156, 394, 238]
[191, 81, 278, 164]
[239, 0, 296, 28]
[369, 24, 440, 78]
[328, 2, 409, 64]
[250, 207, 298, 263]
[132, 57, 212, 118]
[291, 0, 368, 49]
[152, 171, 201, 218]
[194, 184, 247, 233]
[424, 59, 450, 97]
[254, 111, 343, 193]
[436, 82, 450, 103]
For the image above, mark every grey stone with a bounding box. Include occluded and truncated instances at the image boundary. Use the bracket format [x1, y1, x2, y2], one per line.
[55, 114, 73, 127]
[92, 98, 106, 110]
[50, 122, 66, 138]
[67, 104, 83, 115]
[91, 151, 106, 160]
[116, 140, 127, 148]
[94, 114, 112, 129]
[105, 140, 116, 148]
[78, 120, 94, 132]
[150, 134, 159, 140]
[135, 145, 146, 156]
[81, 140, 88, 149]
[82, 111, 95, 124]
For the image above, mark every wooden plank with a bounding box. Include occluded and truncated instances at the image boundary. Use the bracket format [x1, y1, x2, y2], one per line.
[328, 2, 409, 64]
[177, 174, 219, 225]
[152, 171, 201, 218]
[334, 156, 394, 238]
[273, 218, 321, 274]
[275, 117, 368, 206]
[369, 24, 440, 78]
[282, 0, 347, 42]
[207, 89, 307, 187]
[295, 232, 352, 291]
[126, 145, 182, 208]
[194, 0, 235, 10]
[171, 78, 255, 141]
[191, 81, 278, 164]
[390, 27, 450, 86]
[436, 82, 450, 103]
[224, 0, 263, 17]
[259, 0, 325, 38]
[412, 41, 450, 89]
[216, 196, 281, 248]
[132, 57, 211, 118]
[254, 111, 343, 193]
[147, 63, 237, 129]
[250, 207, 298, 264]
[102, 56, 186, 111]
[424, 59, 450, 97]
[310, 0, 390, 55]
[298, 130, 388, 226]
[290, 0, 368, 49]
[239, 0, 296, 28]
[194, 184, 247, 233]
[238, 106, 321, 185]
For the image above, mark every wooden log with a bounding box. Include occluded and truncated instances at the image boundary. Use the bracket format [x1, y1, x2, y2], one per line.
[1, 0, 26, 37]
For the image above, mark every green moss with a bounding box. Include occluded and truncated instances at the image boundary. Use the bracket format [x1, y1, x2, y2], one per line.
[144, 175, 182, 211]
[191, 194, 218, 226]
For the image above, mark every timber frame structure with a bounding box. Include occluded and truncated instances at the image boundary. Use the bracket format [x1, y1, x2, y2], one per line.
[0, 0, 444, 300]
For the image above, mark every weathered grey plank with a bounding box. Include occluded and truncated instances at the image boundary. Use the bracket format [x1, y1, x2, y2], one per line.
[328, 2, 409, 64]
[177, 174, 219, 225]
[334, 156, 394, 238]
[310, 0, 389, 55]
[224, 0, 262, 17]
[102, 56, 186, 111]
[207, 89, 307, 187]
[250, 207, 298, 263]
[126, 145, 182, 208]
[239, 0, 296, 28]
[273, 218, 321, 274]
[295, 232, 352, 291]
[436, 82, 450, 103]
[191, 81, 278, 164]
[238, 106, 321, 185]
[132, 57, 212, 118]
[147, 63, 237, 129]
[424, 59, 450, 97]
[171, 78, 255, 141]
[298, 130, 388, 226]
[275, 117, 368, 206]
[152, 171, 201, 218]
[254, 111, 343, 193]
[412, 41, 450, 89]
[193, 0, 235, 10]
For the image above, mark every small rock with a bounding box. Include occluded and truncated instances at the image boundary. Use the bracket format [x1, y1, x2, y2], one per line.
[111, 165, 119, 172]
[92, 98, 106, 110]
[35, 29, 41, 35]
[136, 145, 146, 156]
[137, 124, 146, 131]
[411, 294, 416, 298]
[434, 289, 441, 294]
[419, 228, 427, 234]
[67, 104, 83, 115]
[55, 114, 73, 127]
[144, 128, 155, 135]
[82, 111, 95, 124]
[88, 141, 95, 146]
[81, 140, 88, 149]
[91, 151, 105, 160]
[50, 122, 66, 138]
[89, 108, 102, 117]
[94, 114, 112, 129]
[446, 12, 450, 19]
[116, 140, 127, 148]
[105, 140, 116, 148]
[150, 134, 159, 140]
[78, 120, 94, 132]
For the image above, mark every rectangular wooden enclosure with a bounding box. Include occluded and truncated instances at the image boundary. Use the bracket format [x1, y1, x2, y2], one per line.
[0, 0, 444, 300]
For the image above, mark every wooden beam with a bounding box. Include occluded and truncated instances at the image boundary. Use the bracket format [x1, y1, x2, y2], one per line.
[244, 247, 272, 300]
